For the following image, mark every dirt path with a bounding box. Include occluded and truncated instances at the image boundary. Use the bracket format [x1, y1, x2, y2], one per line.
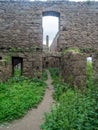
[0, 70, 54, 130]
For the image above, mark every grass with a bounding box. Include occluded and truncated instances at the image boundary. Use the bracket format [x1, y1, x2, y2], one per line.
[41, 67, 98, 130]
[48, 68, 59, 80]
[14, 68, 21, 76]
[86, 61, 93, 88]
[42, 69, 48, 81]
[49, 68, 69, 101]
[0, 76, 46, 123]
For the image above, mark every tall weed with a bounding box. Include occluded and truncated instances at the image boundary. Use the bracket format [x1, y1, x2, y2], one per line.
[49, 68, 69, 101]
[41, 88, 98, 130]
[86, 61, 93, 88]
[42, 69, 48, 81]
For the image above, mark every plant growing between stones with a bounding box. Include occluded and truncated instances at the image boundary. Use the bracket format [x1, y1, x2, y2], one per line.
[4, 55, 10, 64]
[62, 47, 81, 55]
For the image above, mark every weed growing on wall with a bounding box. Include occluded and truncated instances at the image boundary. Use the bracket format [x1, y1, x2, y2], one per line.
[62, 47, 81, 55]
[4, 55, 10, 64]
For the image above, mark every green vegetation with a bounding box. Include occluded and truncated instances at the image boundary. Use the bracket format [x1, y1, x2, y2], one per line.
[8, 46, 39, 53]
[87, 61, 93, 87]
[41, 88, 98, 130]
[62, 47, 96, 55]
[62, 47, 81, 55]
[0, 76, 46, 123]
[41, 67, 98, 130]
[42, 69, 48, 81]
[14, 68, 21, 77]
[80, 48, 96, 53]
[49, 68, 69, 101]
[4, 55, 10, 64]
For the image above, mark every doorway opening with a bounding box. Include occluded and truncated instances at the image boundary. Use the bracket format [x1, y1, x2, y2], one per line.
[46, 61, 49, 68]
[0, 57, 2, 60]
[12, 57, 23, 76]
[42, 11, 60, 48]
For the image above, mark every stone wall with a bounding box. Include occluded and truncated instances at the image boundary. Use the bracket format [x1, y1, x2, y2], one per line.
[43, 52, 60, 68]
[0, 1, 98, 51]
[93, 53, 98, 83]
[61, 52, 86, 88]
[49, 2, 98, 52]
[0, 59, 11, 82]
[56, 28, 98, 53]
[0, 1, 98, 81]
[0, 49, 42, 81]
[0, 1, 43, 80]
[0, 1, 42, 49]
[50, 32, 59, 52]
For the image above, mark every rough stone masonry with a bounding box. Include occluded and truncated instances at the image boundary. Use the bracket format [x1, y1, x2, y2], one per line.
[0, 1, 98, 85]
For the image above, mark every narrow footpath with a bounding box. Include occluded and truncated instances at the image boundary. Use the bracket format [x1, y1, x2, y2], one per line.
[0, 70, 54, 130]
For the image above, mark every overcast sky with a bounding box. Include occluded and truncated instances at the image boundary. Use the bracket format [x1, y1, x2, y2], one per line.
[42, 16, 58, 46]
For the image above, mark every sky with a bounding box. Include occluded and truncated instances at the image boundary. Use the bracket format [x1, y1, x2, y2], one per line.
[42, 16, 58, 46]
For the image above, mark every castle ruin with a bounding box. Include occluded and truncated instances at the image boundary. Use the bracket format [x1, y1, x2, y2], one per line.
[0, 0, 98, 86]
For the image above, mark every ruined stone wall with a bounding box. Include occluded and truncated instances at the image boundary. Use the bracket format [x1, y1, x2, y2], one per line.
[0, 1, 98, 51]
[61, 52, 86, 88]
[93, 53, 98, 83]
[0, 63, 11, 82]
[0, 50, 42, 81]
[0, 52, 12, 82]
[0, 1, 43, 80]
[50, 32, 59, 52]
[11, 50, 42, 78]
[43, 53, 60, 68]
[48, 1, 98, 52]
[0, 1, 98, 81]
[0, 1, 42, 49]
